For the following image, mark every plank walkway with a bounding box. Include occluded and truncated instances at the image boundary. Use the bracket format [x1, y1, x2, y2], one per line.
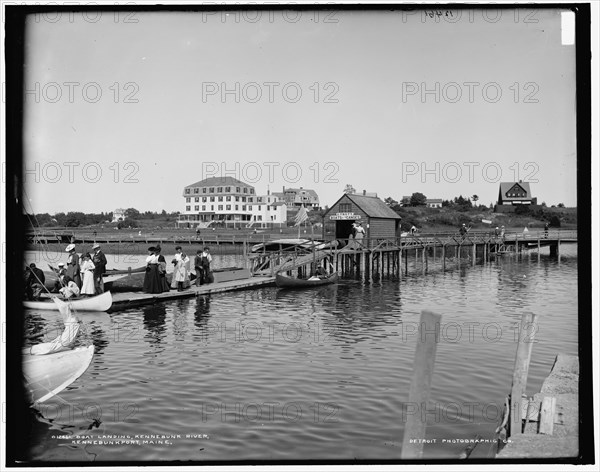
[108, 276, 276, 312]
[496, 354, 579, 459]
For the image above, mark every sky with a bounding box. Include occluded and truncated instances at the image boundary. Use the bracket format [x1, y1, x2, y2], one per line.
[21, 6, 578, 214]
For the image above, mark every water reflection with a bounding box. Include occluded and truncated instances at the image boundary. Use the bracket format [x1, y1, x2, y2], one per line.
[142, 305, 167, 347]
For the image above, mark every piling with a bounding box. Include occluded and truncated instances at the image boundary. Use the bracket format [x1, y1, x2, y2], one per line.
[509, 313, 539, 436]
[401, 310, 442, 459]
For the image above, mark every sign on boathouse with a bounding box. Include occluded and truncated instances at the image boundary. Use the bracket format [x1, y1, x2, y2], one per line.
[329, 212, 362, 220]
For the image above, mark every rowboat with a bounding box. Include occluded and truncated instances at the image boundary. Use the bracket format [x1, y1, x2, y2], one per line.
[275, 272, 339, 288]
[23, 291, 113, 312]
[23, 345, 95, 403]
[251, 238, 338, 253]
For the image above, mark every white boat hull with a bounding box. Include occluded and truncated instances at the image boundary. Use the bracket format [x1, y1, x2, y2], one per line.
[23, 291, 113, 312]
[23, 345, 95, 403]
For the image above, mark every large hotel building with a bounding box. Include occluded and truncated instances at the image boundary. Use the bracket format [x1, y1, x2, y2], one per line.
[176, 177, 287, 228]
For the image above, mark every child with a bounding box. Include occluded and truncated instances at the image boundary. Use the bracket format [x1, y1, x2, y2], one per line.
[60, 276, 81, 299]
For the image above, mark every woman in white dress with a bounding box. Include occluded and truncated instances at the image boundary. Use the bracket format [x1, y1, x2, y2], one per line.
[79, 253, 96, 296]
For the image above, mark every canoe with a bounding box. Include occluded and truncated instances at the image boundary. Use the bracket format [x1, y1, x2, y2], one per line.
[275, 272, 339, 288]
[23, 291, 113, 312]
[23, 345, 95, 403]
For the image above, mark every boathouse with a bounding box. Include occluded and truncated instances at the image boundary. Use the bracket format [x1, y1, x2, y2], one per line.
[322, 192, 402, 247]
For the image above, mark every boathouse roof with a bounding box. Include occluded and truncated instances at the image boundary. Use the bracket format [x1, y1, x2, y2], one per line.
[184, 176, 252, 189]
[326, 193, 402, 219]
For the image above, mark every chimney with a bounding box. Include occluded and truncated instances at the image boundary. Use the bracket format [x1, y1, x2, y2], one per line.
[363, 190, 366, 196]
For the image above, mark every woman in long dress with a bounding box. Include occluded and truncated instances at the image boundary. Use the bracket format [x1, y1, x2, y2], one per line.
[143, 246, 163, 293]
[65, 244, 82, 288]
[155, 246, 171, 292]
[79, 253, 96, 296]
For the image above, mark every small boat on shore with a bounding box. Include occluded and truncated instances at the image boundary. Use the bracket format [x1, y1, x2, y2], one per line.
[23, 291, 113, 312]
[275, 272, 339, 288]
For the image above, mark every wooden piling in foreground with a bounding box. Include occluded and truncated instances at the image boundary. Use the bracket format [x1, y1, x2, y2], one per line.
[509, 312, 539, 437]
[401, 310, 442, 459]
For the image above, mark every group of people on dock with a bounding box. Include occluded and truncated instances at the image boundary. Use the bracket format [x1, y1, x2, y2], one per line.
[142, 245, 213, 294]
[24, 243, 107, 301]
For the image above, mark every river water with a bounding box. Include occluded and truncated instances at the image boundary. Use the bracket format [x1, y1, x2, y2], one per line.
[21, 246, 578, 462]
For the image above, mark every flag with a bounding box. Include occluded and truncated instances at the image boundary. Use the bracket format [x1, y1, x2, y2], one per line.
[294, 205, 308, 227]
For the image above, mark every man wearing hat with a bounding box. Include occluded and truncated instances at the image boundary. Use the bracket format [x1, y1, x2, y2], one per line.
[92, 243, 107, 294]
[65, 243, 82, 288]
[53, 262, 67, 292]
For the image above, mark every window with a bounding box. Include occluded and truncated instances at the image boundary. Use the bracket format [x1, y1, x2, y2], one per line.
[202, 197, 207, 203]
[339, 203, 351, 212]
[236, 187, 240, 193]
[258, 206, 262, 211]
[225, 186, 231, 192]
[235, 205, 239, 210]
[210, 197, 215, 202]
[218, 196, 223, 202]
[250, 189, 254, 194]
[185, 189, 190, 194]
[242, 205, 246, 211]
[257, 197, 263, 203]
[202, 188, 207, 193]
[186, 205, 190, 211]
[211, 205, 214, 211]
[243, 188, 248, 193]
[209, 187, 215, 193]
[218, 205, 223, 211]
[217, 187, 223, 193]
[248, 205, 252, 210]
[202, 205, 206, 211]
[186, 197, 191, 203]
[226, 196, 231, 202]
[195, 197, 199, 202]
[194, 205, 199, 211]
[235, 196, 239, 202]
[242, 197, 247, 202]
[226, 205, 231, 210]
[194, 188, 199, 194]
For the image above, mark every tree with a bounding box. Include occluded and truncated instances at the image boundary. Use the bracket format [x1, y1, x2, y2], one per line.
[409, 192, 427, 206]
[384, 197, 398, 207]
[557, 203, 565, 208]
[471, 195, 479, 204]
[343, 184, 356, 194]
[453, 195, 472, 211]
[125, 208, 140, 219]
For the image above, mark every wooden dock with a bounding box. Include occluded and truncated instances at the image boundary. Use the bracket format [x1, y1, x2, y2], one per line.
[496, 354, 579, 458]
[108, 276, 275, 312]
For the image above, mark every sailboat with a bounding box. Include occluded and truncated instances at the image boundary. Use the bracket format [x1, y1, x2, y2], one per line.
[22, 298, 94, 403]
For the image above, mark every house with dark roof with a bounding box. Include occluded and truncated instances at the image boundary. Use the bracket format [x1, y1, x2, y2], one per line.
[322, 192, 402, 246]
[272, 186, 320, 210]
[495, 181, 538, 212]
